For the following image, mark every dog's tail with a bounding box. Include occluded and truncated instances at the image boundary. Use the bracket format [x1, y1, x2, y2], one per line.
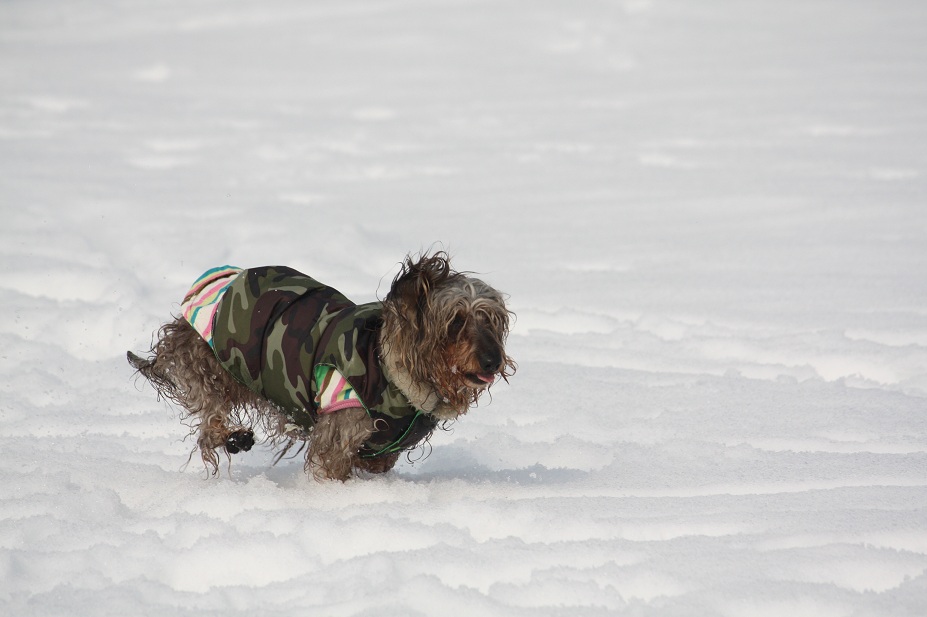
[127, 350, 149, 372]
[127, 350, 161, 381]
[127, 349, 181, 401]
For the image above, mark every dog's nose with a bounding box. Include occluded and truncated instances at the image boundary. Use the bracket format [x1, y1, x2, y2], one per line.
[479, 350, 503, 373]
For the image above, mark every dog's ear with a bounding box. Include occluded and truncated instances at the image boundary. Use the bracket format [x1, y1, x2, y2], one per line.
[388, 251, 454, 315]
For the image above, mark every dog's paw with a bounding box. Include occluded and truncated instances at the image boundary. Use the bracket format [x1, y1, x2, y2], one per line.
[225, 429, 255, 454]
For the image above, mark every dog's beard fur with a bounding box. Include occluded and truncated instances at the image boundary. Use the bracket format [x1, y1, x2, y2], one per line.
[129, 251, 515, 481]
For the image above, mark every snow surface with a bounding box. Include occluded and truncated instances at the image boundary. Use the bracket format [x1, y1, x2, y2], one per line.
[2, 0, 927, 615]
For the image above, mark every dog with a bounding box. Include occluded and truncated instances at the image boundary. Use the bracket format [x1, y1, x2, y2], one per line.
[128, 252, 515, 481]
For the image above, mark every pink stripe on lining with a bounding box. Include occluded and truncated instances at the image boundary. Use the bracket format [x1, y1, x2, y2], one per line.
[200, 307, 217, 339]
[183, 272, 236, 305]
[318, 399, 365, 414]
[196, 278, 234, 303]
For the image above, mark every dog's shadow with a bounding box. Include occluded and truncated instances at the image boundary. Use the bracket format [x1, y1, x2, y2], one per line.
[230, 450, 589, 488]
[397, 462, 589, 486]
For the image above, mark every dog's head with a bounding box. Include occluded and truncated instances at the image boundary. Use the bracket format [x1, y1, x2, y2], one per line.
[380, 251, 515, 418]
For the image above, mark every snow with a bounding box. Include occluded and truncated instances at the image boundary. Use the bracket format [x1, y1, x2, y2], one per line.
[2, 0, 926, 614]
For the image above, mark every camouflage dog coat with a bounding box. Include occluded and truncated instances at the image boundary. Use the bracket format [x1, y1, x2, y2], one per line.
[181, 265, 437, 459]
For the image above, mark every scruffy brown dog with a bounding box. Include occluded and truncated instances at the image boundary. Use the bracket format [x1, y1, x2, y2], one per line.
[128, 252, 515, 481]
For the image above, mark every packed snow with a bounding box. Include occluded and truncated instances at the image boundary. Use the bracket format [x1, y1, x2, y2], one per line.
[2, 0, 926, 615]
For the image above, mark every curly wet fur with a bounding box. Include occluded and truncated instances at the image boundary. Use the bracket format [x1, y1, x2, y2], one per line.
[129, 251, 514, 481]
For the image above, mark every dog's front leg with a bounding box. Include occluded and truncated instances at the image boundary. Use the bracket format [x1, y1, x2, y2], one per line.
[354, 452, 400, 475]
[307, 408, 374, 481]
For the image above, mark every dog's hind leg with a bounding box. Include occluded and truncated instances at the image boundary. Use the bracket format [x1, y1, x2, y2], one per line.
[129, 317, 260, 474]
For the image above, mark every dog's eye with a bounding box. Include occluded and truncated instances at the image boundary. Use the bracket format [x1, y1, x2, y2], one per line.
[448, 315, 465, 337]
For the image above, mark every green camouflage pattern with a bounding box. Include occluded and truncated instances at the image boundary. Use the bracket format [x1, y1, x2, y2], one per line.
[207, 266, 436, 457]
